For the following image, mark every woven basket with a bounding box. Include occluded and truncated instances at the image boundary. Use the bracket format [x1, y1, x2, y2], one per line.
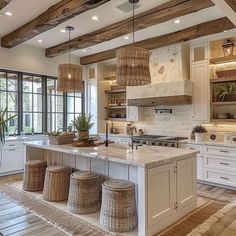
[23, 160, 47, 191]
[216, 69, 236, 78]
[43, 166, 72, 202]
[48, 135, 75, 145]
[100, 179, 137, 232]
[67, 171, 100, 214]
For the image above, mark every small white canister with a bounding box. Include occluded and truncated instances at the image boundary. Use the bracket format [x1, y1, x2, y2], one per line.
[224, 133, 232, 143]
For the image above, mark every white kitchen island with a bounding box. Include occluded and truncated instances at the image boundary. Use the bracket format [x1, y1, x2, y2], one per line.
[24, 141, 198, 236]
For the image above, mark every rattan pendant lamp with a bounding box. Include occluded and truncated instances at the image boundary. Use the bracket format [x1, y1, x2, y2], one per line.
[116, 0, 151, 86]
[57, 26, 83, 92]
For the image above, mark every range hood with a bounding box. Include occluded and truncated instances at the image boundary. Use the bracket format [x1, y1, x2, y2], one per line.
[127, 80, 192, 107]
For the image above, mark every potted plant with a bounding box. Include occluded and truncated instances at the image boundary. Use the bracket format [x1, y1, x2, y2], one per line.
[192, 125, 207, 142]
[72, 113, 94, 140]
[0, 108, 17, 145]
[215, 84, 236, 102]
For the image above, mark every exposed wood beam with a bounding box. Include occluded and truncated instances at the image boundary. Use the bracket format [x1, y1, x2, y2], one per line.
[80, 17, 235, 65]
[211, 0, 236, 26]
[45, 0, 214, 58]
[0, 0, 11, 10]
[1, 0, 110, 48]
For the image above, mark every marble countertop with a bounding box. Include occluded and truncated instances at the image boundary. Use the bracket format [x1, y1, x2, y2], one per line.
[180, 139, 236, 148]
[24, 141, 198, 168]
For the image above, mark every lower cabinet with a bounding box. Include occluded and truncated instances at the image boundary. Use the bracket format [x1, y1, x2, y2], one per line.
[147, 157, 196, 227]
[0, 144, 24, 175]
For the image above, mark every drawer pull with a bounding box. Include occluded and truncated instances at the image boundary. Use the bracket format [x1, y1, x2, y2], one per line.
[8, 149, 16, 151]
[220, 176, 229, 180]
[220, 150, 229, 153]
[220, 162, 229, 166]
[7, 144, 15, 147]
[189, 148, 195, 150]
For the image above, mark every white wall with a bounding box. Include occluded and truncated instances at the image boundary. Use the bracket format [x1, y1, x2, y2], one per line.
[0, 44, 80, 76]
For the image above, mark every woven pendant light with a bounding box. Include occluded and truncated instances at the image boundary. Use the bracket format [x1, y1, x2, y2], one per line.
[57, 26, 83, 92]
[116, 0, 151, 86]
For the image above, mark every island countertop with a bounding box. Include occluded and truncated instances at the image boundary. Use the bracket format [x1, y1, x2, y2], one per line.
[24, 140, 198, 168]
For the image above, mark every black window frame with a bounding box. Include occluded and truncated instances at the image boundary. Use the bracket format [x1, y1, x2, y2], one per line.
[0, 69, 85, 135]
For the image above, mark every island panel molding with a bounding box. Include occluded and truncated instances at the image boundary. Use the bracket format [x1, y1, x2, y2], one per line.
[80, 17, 235, 65]
[1, 0, 110, 48]
[0, 0, 12, 10]
[45, 0, 214, 58]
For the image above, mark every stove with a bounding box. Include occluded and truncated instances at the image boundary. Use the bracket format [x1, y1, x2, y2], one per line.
[133, 135, 187, 148]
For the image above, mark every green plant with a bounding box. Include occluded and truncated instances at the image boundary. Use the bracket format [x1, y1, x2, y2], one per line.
[192, 125, 207, 134]
[215, 84, 236, 102]
[72, 114, 94, 132]
[0, 108, 17, 144]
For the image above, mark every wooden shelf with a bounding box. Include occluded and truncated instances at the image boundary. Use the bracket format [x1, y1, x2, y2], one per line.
[105, 89, 126, 94]
[210, 77, 236, 83]
[104, 76, 116, 81]
[105, 106, 126, 109]
[211, 119, 236, 123]
[210, 55, 236, 64]
[105, 118, 127, 121]
[211, 101, 236, 106]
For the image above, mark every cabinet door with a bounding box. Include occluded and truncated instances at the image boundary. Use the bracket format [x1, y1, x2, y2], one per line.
[191, 62, 209, 121]
[126, 106, 139, 122]
[147, 163, 176, 227]
[177, 157, 196, 210]
[197, 154, 205, 180]
[0, 149, 23, 173]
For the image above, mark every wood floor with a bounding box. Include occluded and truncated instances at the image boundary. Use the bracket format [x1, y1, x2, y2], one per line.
[0, 175, 236, 236]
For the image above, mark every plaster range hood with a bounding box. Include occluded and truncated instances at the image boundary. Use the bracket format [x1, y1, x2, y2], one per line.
[126, 80, 193, 107]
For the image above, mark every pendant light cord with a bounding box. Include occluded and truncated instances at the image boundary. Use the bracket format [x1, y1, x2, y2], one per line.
[68, 28, 71, 65]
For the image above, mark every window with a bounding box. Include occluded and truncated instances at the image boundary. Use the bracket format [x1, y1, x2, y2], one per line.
[0, 72, 18, 135]
[0, 69, 84, 135]
[22, 74, 43, 134]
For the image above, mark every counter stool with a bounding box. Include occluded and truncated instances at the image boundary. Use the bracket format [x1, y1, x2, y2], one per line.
[100, 179, 137, 232]
[67, 171, 100, 214]
[23, 160, 47, 191]
[43, 166, 71, 202]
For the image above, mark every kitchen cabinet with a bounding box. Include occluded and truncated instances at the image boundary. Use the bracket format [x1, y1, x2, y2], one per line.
[184, 143, 236, 189]
[147, 157, 196, 228]
[190, 43, 210, 122]
[0, 141, 24, 175]
[126, 106, 141, 122]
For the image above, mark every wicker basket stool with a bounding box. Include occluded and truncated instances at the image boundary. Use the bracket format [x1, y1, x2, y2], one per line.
[100, 179, 137, 232]
[23, 160, 47, 191]
[43, 166, 71, 202]
[67, 171, 100, 214]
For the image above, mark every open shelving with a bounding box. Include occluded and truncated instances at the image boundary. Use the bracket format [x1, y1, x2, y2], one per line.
[210, 55, 236, 65]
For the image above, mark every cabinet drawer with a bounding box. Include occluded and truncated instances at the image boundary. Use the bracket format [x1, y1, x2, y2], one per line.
[205, 155, 236, 170]
[204, 146, 236, 158]
[205, 169, 236, 187]
[2, 141, 23, 150]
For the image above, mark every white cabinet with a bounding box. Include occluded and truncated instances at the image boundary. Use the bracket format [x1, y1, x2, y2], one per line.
[147, 163, 176, 227]
[0, 141, 24, 175]
[126, 106, 141, 122]
[147, 157, 196, 228]
[190, 43, 209, 122]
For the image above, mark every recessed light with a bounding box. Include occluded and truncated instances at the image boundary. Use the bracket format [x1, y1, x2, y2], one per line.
[92, 15, 98, 21]
[5, 11, 12, 16]
[60, 29, 66, 33]
[124, 36, 129, 40]
[174, 19, 180, 24]
[223, 30, 228, 33]
[82, 49, 87, 52]
[37, 39, 43, 43]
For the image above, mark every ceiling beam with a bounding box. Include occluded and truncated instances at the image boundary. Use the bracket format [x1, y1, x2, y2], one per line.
[211, 0, 236, 26]
[1, 0, 110, 48]
[45, 0, 214, 58]
[0, 0, 11, 10]
[80, 17, 235, 65]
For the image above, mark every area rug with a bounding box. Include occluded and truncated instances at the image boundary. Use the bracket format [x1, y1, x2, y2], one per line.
[157, 200, 236, 236]
[0, 184, 117, 236]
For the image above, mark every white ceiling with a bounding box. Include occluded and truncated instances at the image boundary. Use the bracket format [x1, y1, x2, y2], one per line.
[0, 0, 226, 58]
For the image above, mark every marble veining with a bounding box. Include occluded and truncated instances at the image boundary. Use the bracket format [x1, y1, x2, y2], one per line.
[181, 140, 236, 148]
[24, 141, 198, 168]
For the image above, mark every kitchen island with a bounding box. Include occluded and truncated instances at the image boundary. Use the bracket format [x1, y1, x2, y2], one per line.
[24, 141, 198, 236]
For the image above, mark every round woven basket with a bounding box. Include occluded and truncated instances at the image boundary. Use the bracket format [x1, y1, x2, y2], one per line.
[43, 166, 71, 202]
[67, 171, 100, 214]
[23, 160, 47, 191]
[100, 179, 137, 232]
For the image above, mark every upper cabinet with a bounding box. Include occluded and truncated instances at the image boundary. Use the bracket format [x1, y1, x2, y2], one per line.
[190, 43, 210, 122]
